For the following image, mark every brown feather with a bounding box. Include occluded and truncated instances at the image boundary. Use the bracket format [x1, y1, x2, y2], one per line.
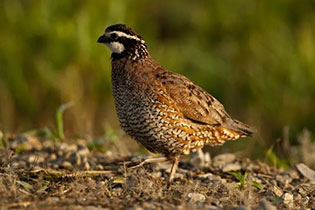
[153, 65, 253, 136]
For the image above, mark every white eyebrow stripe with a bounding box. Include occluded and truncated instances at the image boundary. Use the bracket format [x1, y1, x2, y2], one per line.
[106, 31, 145, 43]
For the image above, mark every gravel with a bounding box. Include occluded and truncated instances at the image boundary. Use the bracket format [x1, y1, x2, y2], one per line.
[0, 134, 314, 209]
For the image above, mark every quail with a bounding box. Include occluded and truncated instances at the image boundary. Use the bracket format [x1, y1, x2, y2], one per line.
[98, 24, 253, 185]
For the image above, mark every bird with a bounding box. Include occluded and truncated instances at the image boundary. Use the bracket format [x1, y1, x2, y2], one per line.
[97, 24, 253, 185]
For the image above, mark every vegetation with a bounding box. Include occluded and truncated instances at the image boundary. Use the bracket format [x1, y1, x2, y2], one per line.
[0, 0, 314, 158]
[229, 171, 248, 189]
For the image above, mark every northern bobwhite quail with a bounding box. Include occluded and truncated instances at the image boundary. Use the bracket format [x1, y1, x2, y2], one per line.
[98, 24, 253, 185]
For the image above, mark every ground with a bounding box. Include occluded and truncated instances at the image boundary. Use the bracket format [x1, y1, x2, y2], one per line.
[0, 134, 314, 209]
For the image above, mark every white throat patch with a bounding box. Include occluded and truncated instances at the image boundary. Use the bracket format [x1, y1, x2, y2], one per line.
[105, 41, 125, 54]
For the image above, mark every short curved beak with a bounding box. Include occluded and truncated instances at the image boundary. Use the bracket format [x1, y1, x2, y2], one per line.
[97, 35, 109, 43]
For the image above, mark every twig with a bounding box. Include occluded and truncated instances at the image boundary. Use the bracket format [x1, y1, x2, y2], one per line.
[30, 168, 118, 178]
[7, 201, 31, 208]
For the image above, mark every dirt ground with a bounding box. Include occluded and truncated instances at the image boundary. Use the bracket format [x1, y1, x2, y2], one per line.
[0, 134, 314, 209]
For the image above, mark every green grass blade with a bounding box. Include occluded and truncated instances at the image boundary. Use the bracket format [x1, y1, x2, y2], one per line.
[56, 102, 74, 140]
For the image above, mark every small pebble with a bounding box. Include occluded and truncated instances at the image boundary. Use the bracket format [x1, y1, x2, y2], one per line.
[222, 162, 241, 172]
[61, 161, 72, 169]
[60, 143, 77, 152]
[287, 169, 299, 179]
[105, 150, 113, 156]
[97, 164, 104, 170]
[187, 192, 206, 203]
[12, 161, 26, 168]
[298, 183, 315, 195]
[28, 155, 36, 163]
[296, 163, 315, 182]
[151, 172, 162, 179]
[282, 193, 293, 205]
[213, 153, 236, 166]
[198, 173, 221, 182]
[49, 153, 57, 161]
[77, 147, 90, 156]
[276, 174, 292, 187]
[259, 199, 277, 210]
[11, 135, 42, 151]
[272, 185, 283, 197]
[28, 155, 45, 163]
[42, 140, 54, 148]
[27, 135, 43, 150]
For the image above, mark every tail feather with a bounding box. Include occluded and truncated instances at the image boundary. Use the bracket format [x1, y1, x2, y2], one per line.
[225, 119, 254, 137]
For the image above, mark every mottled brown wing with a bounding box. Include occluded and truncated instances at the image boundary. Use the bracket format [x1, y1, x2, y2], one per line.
[156, 70, 230, 126]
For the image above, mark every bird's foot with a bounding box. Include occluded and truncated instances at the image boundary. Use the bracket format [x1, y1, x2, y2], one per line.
[127, 156, 168, 169]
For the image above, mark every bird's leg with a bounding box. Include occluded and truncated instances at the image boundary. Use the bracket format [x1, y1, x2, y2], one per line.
[128, 156, 168, 169]
[167, 155, 180, 186]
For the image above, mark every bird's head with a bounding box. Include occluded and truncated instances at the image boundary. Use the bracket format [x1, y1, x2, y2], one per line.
[98, 24, 148, 60]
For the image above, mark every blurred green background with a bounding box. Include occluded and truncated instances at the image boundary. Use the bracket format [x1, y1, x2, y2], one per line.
[0, 0, 314, 156]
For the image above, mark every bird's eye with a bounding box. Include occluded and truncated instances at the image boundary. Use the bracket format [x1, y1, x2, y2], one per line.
[110, 33, 118, 40]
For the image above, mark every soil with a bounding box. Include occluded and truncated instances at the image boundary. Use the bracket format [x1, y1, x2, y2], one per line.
[0, 134, 314, 209]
